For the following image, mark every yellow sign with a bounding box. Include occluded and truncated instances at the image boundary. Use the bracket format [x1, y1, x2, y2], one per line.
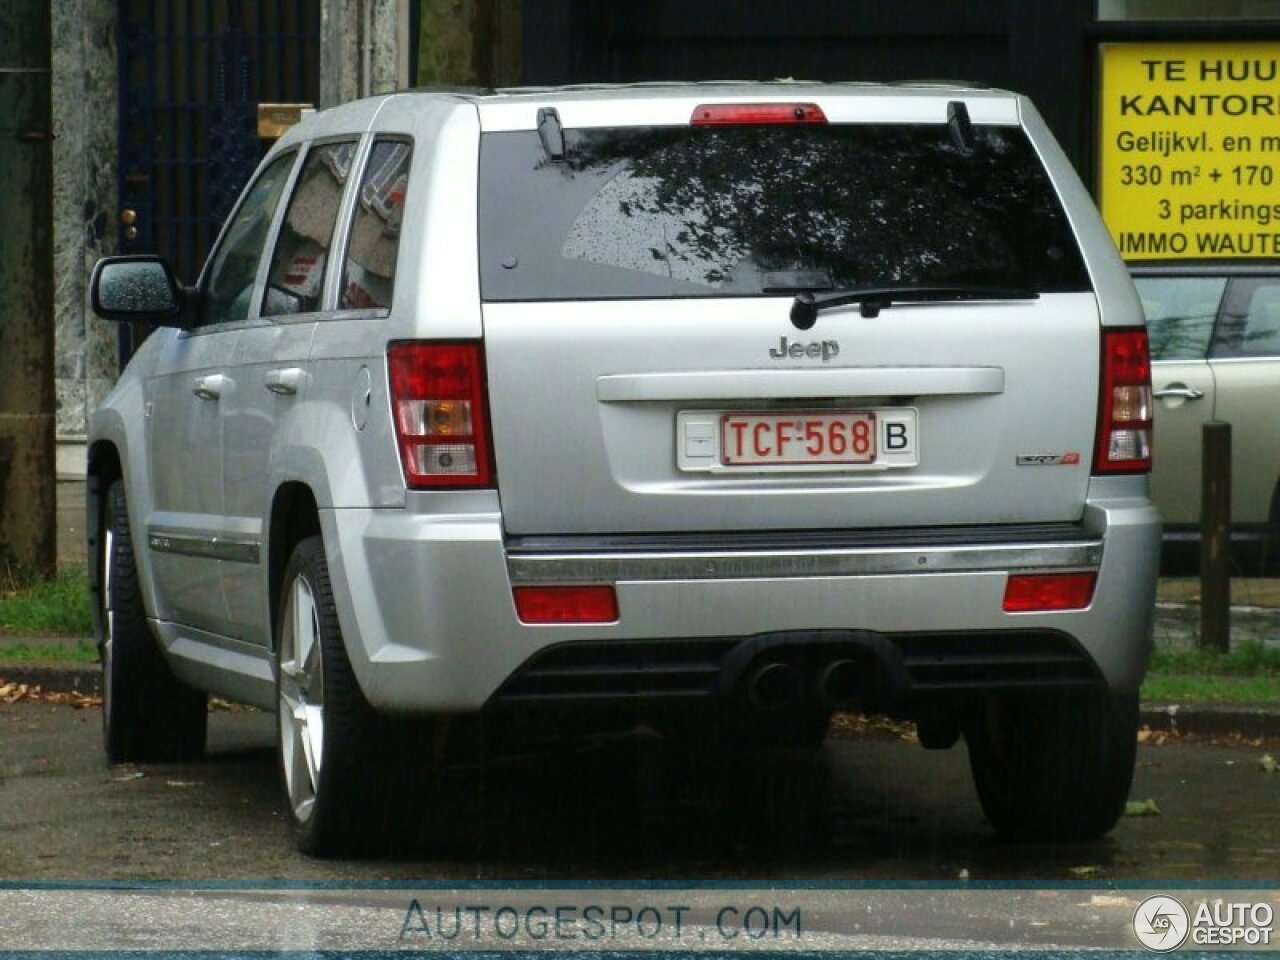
[1099, 42, 1280, 260]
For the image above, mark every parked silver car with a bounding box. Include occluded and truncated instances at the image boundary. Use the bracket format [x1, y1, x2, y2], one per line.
[88, 83, 1160, 855]
[1132, 261, 1280, 575]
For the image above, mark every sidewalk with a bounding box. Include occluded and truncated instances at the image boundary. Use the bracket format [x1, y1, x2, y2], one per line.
[4, 480, 1277, 737]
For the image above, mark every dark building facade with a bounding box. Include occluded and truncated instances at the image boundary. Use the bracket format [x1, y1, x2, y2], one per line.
[518, 1, 1280, 194]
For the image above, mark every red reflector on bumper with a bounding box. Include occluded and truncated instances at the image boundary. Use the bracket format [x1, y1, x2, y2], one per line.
[513, 586, 619, 624]
[1003, 573, 1097, 613]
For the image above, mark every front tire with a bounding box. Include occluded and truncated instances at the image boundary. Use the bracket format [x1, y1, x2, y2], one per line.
[100, 479, 207, 762]
[275, 535, 428, 856]
[964, 690, 1138, 841]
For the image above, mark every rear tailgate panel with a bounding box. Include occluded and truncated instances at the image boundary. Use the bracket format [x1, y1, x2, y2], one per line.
[484, 295, 1099, 535]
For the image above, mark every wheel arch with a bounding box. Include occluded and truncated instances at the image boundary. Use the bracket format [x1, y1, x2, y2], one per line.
[267, 482, 322, 653]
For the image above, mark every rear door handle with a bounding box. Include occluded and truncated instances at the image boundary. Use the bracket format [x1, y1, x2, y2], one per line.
[1153, 385, 1205, 401]
[192, 374, 230, 401]
[265, 367, 305, 396]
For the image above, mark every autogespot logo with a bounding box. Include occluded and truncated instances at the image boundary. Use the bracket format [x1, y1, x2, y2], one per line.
[1134, 895, 1191, 952]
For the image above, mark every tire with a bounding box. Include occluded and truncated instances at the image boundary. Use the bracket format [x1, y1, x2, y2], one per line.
[275, 535, 429, 857]
[100, 479, 207, 763]
[963, 689, 1138, 841]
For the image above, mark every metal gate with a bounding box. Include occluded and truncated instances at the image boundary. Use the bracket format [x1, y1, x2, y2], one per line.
[117, 0, 320, 284]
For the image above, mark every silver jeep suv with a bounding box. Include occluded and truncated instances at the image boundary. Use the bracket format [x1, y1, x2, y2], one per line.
[88, 82, 1160, 855]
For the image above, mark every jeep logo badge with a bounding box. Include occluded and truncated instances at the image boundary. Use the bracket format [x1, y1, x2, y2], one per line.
[769, 336, 840, 363]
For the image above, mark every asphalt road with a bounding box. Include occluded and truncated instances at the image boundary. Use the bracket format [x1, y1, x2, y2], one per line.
[3, 699, 1277, 882]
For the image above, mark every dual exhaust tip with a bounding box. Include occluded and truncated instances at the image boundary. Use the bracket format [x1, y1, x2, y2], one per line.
[744, 658, 868, 712]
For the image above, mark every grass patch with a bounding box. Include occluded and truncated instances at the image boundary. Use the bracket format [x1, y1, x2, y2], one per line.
[1143, 641, 1280, 703]
[1149, 642, 1280, 677]
[0, 569, 93, 638]
[0, 640, 98, 664]
[1141, 673, 1280, 703]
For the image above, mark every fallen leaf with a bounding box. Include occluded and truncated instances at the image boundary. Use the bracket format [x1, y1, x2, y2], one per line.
[110, 771, 146, 783]
[1125, 798, 1161, 817]
[165, 780, 201, 788]
[0, 682, 35, 704]
[0, 677, 102, 709]
[1261, 754, 1278, 773]
[1137, 726, 1169, 746]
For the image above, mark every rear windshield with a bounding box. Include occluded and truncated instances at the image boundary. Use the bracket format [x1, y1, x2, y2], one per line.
[478, 122, 1090, 301]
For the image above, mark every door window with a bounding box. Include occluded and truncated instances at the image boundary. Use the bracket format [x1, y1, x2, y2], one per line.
[201, 152, 297, 328]
[264, 141, 359, 317]
[1213, 279, 1280, 359]
[1133, 276, 1225, 362]
[340, 139, 412, 311]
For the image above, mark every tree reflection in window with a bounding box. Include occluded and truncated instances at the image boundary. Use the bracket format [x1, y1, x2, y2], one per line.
[1134, 276, 1225, 362]
[481, 123, 1089, 301]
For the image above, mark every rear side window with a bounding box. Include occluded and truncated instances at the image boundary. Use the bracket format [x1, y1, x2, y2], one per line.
[1133, 276, 1225, 362]
[479, 123, 1089, 301]
[340, 139, 412, 311]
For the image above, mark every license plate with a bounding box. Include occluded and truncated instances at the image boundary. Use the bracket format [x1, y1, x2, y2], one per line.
[722, 412, 877, 465]
[677, 408, 919, 473]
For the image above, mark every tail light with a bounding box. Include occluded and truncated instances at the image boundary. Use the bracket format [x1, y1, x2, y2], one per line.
[1094, 328, 1152, 474]
[691, 103, 827, 125]
[387, 341, 494, 489]
[1003, 573, 1097, 613]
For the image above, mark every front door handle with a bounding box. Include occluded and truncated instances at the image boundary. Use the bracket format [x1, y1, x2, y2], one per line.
[265, 367, 305, 396]
[1153, 384, 1206, 401]
[192, 374, 230, 401]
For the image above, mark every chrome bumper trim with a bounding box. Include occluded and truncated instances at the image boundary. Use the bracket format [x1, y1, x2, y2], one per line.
[507, 539, 1103, 583]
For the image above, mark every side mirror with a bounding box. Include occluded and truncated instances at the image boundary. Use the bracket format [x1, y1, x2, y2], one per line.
[90, 255, 189, 326]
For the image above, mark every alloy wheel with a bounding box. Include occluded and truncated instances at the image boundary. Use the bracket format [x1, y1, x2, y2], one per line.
[278, 573, 326, 823]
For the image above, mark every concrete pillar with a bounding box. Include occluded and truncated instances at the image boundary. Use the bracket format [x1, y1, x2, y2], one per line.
[51, 0, 118, 445]
[321, 0, 406, 108]
[321, 0, 523, 107]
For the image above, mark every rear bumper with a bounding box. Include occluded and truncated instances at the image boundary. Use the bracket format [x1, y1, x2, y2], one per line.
[321, 479, 1160, 714]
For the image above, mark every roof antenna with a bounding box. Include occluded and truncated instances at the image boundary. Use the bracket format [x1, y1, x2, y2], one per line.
[537, 107, 566, 161]
[948, 100, 975, 153]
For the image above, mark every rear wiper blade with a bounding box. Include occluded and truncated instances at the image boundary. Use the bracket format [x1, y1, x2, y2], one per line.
[789, 284, 1039, 330]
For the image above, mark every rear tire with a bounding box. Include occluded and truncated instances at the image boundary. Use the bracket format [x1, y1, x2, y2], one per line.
[275, 535, 429, 857]
[963, 690, 1138, 841]
[100, 480, 207, 763]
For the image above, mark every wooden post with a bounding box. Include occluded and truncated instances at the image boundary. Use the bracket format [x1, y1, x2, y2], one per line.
[1200, 421, 1231, 653]
[0, 0, 56, 576]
